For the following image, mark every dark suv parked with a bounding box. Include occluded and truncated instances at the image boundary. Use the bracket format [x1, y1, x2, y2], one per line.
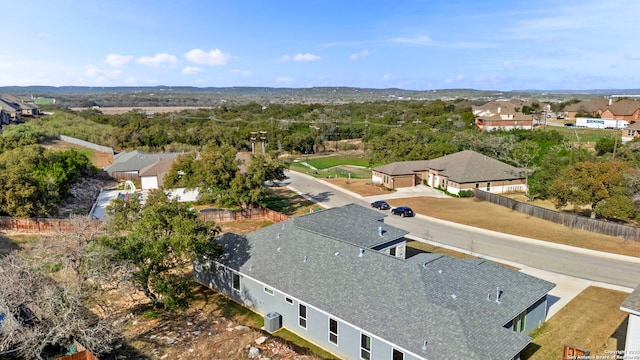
[370, 200, 390, 210]
[391, 206, 414, 217]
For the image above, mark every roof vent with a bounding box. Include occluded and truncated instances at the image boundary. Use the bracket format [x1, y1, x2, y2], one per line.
[451, 294, 457, 300]
[334, 252, 340, 257]
[438, 269, 443, 274]
[277, 247, 281, 252]
[378, 226, 384, 237]
[486, 292, 491, 302]
[281, 223, 285, 229]
[496, 287, 503, 304]
[423, 262, 429, 269]
[277, 233, 280, 239]
[249, 265, 253, 272]
[358, 248, 364, 257]
[421, 341, 428, 352]
[303, 256, 308, 263]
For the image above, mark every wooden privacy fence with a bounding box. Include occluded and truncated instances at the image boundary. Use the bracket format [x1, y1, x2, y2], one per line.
[0, 217, 89, 233]
[474, 190, 640, 241]
[197, 207, 289, 224]
[0, 208, 288, 233]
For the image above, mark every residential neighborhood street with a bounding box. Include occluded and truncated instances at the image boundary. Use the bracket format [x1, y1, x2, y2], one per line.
[283, 170, 640, 290]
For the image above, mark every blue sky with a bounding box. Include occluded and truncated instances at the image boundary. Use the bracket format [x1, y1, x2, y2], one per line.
[2, 0, 639, 90]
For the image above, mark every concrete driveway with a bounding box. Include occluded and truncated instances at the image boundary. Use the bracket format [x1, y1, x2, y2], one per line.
[364, 184, 450, 202]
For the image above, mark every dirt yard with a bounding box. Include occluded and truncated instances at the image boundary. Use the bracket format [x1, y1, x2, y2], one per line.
[323, 178, 640, 258]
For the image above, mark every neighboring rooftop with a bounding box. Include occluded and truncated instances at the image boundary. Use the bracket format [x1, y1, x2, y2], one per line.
[104, 150, 180, 173]
[621, 284, 640, 316]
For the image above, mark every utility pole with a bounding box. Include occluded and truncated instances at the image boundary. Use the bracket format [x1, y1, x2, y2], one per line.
[363, 119, 368, 152]
[260, 130, 267, 154]
[250, 131, 258, 153]
[309, 125, 320, 154]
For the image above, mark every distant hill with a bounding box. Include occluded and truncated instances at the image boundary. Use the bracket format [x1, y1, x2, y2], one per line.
[2, 86, 639, 107]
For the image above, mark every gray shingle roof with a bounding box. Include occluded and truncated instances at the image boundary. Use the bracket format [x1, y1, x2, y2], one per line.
[427, 150, 524, 183]
[212, 204, 554, 360]
[373, 150, 524, 183]
[621, 284, 640, 315]
[292, 204, 407, 248]
[105, 150, 179, 173]
[372, 160, 430, 176]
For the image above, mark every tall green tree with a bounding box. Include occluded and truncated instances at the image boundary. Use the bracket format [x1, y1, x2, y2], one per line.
[549, 160, 633, 219]
[104, 190, 221, 309]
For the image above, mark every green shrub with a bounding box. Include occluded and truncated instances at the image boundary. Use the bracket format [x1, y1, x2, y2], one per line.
[459, 190, 474, 198]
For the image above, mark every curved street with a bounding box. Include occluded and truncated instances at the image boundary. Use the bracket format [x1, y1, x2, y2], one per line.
[282, 170, 640, 289]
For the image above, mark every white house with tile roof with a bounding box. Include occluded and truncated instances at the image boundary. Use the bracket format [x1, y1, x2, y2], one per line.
[194, 204, 554, 360]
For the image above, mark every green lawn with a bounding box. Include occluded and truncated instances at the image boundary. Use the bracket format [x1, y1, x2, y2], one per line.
[304, 154, 371, 169]
[551, 126, 621, 143]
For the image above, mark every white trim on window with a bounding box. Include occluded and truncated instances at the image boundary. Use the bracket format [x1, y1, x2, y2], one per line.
[298, 303, 307, 329]
[360, 333, 372, 360]
[329, 318, 338, 345]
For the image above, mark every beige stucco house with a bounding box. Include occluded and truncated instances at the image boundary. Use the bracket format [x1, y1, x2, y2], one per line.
[372, 150, 527, 195]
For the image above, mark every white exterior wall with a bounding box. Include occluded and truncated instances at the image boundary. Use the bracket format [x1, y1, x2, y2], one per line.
[141, 175, 159, 190]
[487, 183, 527, 194]
[371, 174, 383, 184]
[625, 313, 640, 358]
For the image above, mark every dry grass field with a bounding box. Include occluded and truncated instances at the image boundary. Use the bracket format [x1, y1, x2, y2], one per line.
[522, 286, 629, 359]
[324, 178, 640, 258]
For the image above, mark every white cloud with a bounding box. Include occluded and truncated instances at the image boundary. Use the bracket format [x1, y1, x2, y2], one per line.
[231, 68, 252, 77]
[84, 65, 122, 84]
[383, 74, 399, 81]
[182, 66, 203, 75]
[349, 50, 370, 60]
[293, 53, 321, 62]
[390, 35, 433, 45]
[184, 48, 231, 65]
[275, 77, 295, 83]
[279, 53, 321, 62]
[105, 54, 133, 67]
[136, 53, 178, 67]
[445, 74, 466, 84]
[503, 60, 514, 69]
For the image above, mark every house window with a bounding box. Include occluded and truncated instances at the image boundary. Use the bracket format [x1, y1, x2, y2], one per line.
[285, 297, 294, 305]
[475, 183, 479, 189]
[264, 287, 274, 296]
[513, 311, 526, 332]
[487, 182, 491, 191]
[232, 273, 240, 291]
[328, 318, 338, 345]
[360, 333, 371, 360]
[389, 247, 396, 257]
[298, 304, 307, 329]
[392, 349, 404, 360]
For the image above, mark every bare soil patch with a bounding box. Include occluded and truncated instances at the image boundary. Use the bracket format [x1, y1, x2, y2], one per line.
[323, 178, 394, 197]
[41, 139, 114, 168]
[522, 286, 628, 359]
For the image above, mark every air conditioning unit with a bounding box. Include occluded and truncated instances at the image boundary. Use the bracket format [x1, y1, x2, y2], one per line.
[264, 312, 282, 333]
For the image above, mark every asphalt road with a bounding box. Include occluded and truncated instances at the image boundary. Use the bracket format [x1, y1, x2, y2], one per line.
[283, 171, 640, 289]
